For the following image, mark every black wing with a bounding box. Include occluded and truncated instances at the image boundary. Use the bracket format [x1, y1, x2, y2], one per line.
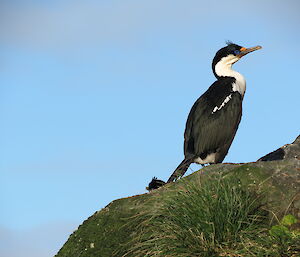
[184, 77, 243, 162]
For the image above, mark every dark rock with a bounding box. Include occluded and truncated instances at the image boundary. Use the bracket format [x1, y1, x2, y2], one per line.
[258, 147, 285, 161]
[258, 135, 300, 161]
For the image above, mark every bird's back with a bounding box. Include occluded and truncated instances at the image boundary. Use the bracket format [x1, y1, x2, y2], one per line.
[184, 77, 243, 163]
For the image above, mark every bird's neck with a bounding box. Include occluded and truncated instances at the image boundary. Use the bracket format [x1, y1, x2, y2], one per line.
[214, 56, 246, 97]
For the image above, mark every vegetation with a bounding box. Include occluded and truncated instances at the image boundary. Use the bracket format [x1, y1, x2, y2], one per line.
[117, 177, 299, 256]
[56, 158, 300, 257]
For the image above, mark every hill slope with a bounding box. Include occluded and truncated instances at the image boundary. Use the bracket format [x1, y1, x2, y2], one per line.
[56, 136, 300, 256]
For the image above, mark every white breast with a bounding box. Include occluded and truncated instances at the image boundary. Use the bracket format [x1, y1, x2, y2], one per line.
[232, 72, 246, 97]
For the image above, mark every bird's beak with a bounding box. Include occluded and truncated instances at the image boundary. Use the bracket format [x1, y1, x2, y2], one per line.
[238, 45, 262, 57]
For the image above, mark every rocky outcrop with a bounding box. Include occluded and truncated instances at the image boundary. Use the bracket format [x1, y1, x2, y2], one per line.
[56, 135, 300, 257]
[258, 135, 300, 161]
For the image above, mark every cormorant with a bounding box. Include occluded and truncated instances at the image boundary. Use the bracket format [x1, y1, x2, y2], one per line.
[148, 42, 262, 190]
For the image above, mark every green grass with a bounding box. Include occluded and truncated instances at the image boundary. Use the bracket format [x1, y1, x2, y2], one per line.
[117, 176, 299, 257]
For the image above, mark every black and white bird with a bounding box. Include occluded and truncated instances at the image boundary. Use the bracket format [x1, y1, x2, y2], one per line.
[148, 42, 261, 190]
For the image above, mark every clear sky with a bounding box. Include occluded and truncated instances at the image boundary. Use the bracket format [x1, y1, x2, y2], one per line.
[1, 0, 299, 256]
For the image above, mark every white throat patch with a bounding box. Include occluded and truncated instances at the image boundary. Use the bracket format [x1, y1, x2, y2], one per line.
[214, 55, 246, 97]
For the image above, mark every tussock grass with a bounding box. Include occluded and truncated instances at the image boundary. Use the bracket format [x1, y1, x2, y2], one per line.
[116, 175, 300, 256]
[116, 176, 268, 256]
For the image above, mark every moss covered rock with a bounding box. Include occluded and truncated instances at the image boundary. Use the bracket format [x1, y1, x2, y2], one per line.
[56, 136, 300, 256]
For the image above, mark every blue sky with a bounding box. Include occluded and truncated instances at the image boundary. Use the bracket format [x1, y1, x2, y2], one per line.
[1, 0, 299, 256]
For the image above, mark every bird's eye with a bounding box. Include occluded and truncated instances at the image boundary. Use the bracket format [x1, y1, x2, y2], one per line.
[234, 50, 240, 55]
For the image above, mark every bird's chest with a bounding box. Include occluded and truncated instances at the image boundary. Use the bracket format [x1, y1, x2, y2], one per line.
[232, 73, 246, 97]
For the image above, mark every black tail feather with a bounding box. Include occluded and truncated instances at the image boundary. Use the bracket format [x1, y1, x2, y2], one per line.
[167, 158, 193, 183]
[147, 177, 166, 191]
[147, 159, 193, 190]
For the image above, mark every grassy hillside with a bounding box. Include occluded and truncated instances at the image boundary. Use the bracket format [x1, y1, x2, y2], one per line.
[56, 137, 300, 256]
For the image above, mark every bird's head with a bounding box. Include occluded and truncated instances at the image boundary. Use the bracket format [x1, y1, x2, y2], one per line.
[212, 42, 262, 78]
